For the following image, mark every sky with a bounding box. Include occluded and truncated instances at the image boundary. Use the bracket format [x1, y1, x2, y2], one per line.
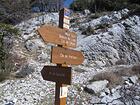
[64, 0, 74, 8]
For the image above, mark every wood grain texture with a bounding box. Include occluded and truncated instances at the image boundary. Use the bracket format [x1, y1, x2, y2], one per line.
[60, 97, 67, 105]
[37, 25, 77, 48]
[51, 47, 84, 65]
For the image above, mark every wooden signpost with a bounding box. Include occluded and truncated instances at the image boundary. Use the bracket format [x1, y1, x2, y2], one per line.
[38, 8, 84, 105]
[41, 66, 72, 85]
[51, 47, 84, 65]
[37, 26, 77, 48]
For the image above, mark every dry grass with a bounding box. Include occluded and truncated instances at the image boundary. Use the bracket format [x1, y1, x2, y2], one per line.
[0, 72, 9, 82]
[89, 64, 140, 89]
[89, 72, 123, 88]
[115, 64, 140, 78]
[0, 53, 26, 82]
[131, 65, 140, 75]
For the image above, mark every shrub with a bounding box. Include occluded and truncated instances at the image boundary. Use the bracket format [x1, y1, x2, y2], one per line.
[82, 26, 95, 35]
[89, 13, 100, 19]
[0, 23, 19, 82]
[95, 23, 110, 30]
[89, 72, 123, 88]
[0, 23, 19, 35]
[115, 59, 127, 65]
[70, 0, 140, 12]
[129, 6, 140, 16]
[0, 0, 32, 24]
[0, 72, 9, 82]
[131, 64, 140, 75]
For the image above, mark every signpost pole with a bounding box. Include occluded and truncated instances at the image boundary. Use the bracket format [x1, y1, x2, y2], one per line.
[38, 8, 84, 105]
[55, 8, 70, 105]
[55, 83, 61, 105]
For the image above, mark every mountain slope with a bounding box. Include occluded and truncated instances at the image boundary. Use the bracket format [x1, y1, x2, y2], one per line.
[0, 9, 140, 105]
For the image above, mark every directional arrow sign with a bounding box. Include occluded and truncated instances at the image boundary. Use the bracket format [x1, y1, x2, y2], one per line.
[41, 66, 72, 85]
[51, 47, 84, 65]
[37, 25, 77, 48]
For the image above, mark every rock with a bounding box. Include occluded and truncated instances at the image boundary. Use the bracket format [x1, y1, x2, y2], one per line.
[112, 91, 121, 99]
[15, 63, 35, 78]
[25, 39, 45, 52]
[73, 67, 86, 73]
[4, 98, 17, 105]
[90, 96, 101, 104]
[84, 9, 90, 15]
[104, 88, 110, 95]
[3, 36, 14, 49]
[95, 61, 106, 67]
[37, 52, 49, 62]
[40, 91, 46, 97]
[115, 85, 122, 90]
[25, 40, 37, 52]
[5, 102, 15, 105]
[100, 15, 111, 24]
[125, 81, 132, 86]
[128, 75, 138, 84]
[22, 32, 35, 40]
[101, 91, 121, 104]
[100, 92, 107, 98]
[85, 80, 109, 94]
[77, 8, 140, 67]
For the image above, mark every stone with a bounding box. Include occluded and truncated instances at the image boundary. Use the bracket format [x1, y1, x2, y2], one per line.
[104, 88, 110, 95]
[25, 41, 37, 52]
[90, 96, 101, 104]
[125, 80, 133, 86]
[95, 61, 106, 67]
[25, 39, 45, 52]
[22, 32, 35, 40]
[15, 63, 35, 78]
[128, 75, 138, 84]
[86, 80, 109, 94]
[84, 9, 90, 15]
[37, 52, 48, 62]
[100, 92, 107, 98]
[101, 91, 121, 104]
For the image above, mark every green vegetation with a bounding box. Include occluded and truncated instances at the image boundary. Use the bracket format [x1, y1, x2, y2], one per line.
[0, 0, 64, 24]
[0, 0, 32, 24]
[0, 23, 19, 82]
[70, 0, 140, 12]
[82, 26, 95, 35]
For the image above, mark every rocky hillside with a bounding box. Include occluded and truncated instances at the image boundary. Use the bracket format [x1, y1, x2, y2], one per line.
[74, 9, 140, 67]
[0, 9, 140, 105]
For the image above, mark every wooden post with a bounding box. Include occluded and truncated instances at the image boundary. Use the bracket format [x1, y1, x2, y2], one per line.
[55, 83, 61, 105]
[55, 8, 70, 105]
[55, 83, 67, 105]
[38, 8, 83, 105]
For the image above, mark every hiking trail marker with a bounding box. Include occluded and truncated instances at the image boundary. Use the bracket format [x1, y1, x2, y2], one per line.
[37, 25, 77, 48]
[51, 47, 84, 65]
[37, 8, 84, 105]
